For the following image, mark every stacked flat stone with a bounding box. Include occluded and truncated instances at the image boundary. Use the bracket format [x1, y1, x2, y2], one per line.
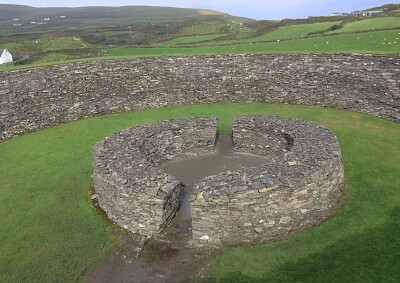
[92, 117, 218, 236]
[190, 115, 344, 246]
[1, 53, 399, 142]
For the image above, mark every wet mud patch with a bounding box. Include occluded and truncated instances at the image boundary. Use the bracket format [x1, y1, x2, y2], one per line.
[81, 224, 219, 283]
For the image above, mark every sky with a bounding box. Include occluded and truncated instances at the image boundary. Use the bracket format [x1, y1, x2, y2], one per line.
[0, 0, 395, 20]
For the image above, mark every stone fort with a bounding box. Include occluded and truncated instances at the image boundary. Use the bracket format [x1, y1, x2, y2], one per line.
[0, 53, 398, 245]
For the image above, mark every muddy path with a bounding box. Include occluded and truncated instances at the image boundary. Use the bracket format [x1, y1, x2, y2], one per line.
[81, 134, 268, 283]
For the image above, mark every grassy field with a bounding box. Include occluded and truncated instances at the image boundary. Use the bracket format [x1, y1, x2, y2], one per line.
[327, 17, 400, 34]
[2, 14, 400, 71]
[178, 21, 253, 36]
[0, 37, 93, 52]
[1, 29, 399, 72]
[152, 33, 228, 46]
[253, 21, 341, 41]
[105, 29, 400, 57]
[0, 37, 103, 66]
[0, 103, 399, 282]
[192, 21, 341, 46]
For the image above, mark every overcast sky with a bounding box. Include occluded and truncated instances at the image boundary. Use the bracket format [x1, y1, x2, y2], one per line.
[0, 0, 394, 20]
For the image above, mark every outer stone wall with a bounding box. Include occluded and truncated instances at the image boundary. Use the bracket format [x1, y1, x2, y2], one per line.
[92, 117, 218, 236]
[1, 53, 399, 142]
[190, 115, 344, 246]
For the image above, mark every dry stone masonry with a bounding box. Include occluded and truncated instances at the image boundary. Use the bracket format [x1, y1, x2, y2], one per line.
[190, 115, 344, 246]
[92, 117, 218, 236]
[93, 115, 344, 246]
[1, 53, 399, 142]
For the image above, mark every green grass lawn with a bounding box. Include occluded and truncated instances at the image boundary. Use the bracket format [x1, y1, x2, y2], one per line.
[326, 17, 400, 34]
[152, 33, 228, 46]
[0, 103, 399, 282]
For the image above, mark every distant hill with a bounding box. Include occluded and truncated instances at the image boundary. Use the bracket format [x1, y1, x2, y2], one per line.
[351, 3, 400, 14]
[0, 4, 249, 22]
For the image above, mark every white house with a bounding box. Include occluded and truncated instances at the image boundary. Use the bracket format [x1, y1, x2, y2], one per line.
[0, 49, 13, 64]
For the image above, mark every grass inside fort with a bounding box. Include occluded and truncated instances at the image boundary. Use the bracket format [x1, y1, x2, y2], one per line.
[0, 103, 399, 282]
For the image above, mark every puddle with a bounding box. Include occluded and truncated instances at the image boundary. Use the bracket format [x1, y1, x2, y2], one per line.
[160, 133, 269, 189]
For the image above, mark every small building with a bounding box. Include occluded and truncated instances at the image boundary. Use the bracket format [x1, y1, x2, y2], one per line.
[365, 11, 383, 16]
[349, 12, 365, 16]
[0, 49, 13, 64]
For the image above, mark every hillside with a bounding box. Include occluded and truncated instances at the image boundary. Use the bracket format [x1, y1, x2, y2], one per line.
[0, 4, 233, 22]
[1, 3, 400, 70]
[357, 3, 400, 13]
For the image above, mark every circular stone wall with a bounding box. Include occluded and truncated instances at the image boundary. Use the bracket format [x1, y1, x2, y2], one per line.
[190, 115, 344, 246]
[92, 117, 218, 236]
[1, 53, 399, 143]
[93, 115, 344, 246]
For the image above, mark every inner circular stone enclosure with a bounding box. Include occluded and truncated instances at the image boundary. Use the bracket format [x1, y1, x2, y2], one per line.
[92, 115, 344, 246]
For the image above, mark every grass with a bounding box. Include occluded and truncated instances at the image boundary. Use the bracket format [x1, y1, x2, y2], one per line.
[178, 21, 253, 36]
[326, 17, 400, 34]
[203, 106, 400, 282]
[152, 34, 228, 46]
[0, 37, 103, 68]
[0, 103, 399, 282]
[1, 29, 400, 72]
[0, 37, 92, 53]
[253, 21, 341, 41]
[105, 29, 400, 57]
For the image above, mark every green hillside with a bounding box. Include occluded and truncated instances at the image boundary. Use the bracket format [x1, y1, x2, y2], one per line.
[178, 21, 254, 36]
[254, 21, 341, 41]
[327, 17, 400, 34]
[2, 28, 400, 72]
[0, 4, 250, 47]
[153, 34, 228, 46]
[105, 29, 400, 57]
[0, 4, 231, 21]
[0, 37, 103, 66]
[2, 3, 399, 69]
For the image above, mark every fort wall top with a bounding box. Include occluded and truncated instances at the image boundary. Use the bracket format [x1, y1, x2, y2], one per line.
[1, 53, 399, 142]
